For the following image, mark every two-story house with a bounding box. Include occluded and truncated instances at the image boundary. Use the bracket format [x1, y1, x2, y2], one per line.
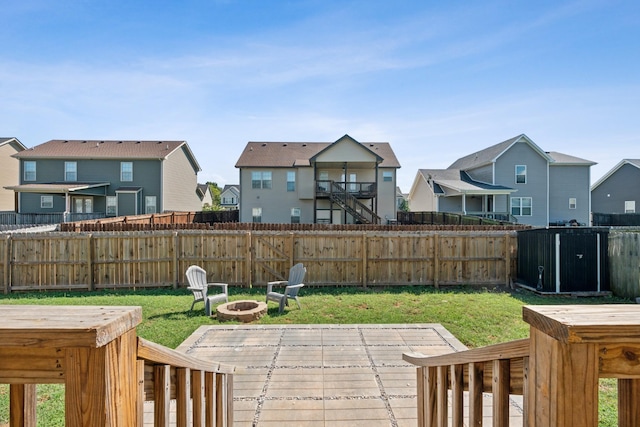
[0, 137, 27, 211]
[235, 134, 401, 224]
[591, 159, 640, 214]
[220, 185, 240, 210]
[408, 134, 595, 227]
[7, 140, 202, 218]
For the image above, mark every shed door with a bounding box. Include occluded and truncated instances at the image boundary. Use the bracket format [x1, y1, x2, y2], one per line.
[559, 232, 598, 292]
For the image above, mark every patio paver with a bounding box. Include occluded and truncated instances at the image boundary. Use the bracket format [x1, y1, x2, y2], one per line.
[161, 323, 525, 426]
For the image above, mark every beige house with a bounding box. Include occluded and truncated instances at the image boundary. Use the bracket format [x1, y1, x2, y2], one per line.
[0, 137, 27, 211]
[235, 135, 401, 224]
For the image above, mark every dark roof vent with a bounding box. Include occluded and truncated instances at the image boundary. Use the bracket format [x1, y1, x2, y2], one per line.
[261, 143, 267, 147]
[283, 143, 287, 146]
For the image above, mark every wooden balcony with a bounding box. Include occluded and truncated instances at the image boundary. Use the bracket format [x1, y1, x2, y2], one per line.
[316, 180, 377, 199]
[0, 305, 234, 426]
[404, 304, 640, 427]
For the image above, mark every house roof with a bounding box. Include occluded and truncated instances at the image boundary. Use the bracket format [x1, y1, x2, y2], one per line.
[221, 184, 239, 194]
[196, 184, 210, 197]
[416, 169, 515, 195]
[235, 135, 401, 168]
[591, 159, 640, 190]
[14, 140, 201, 171]
[448, 134, 552, 170]
[0, 137, 27, 151]
[4, 182, 110, 194]
[546, 151, 596, 166]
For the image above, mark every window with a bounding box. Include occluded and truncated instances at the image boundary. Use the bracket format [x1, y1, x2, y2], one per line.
[291, 207, 301, 224]
[41, 195, 53, 209]
[318, 171, 329, 191]
[121, 162, 133, 182]
[383, 171, 393, 182]
[251, 171, 272, 189]
[145, 196, 157, 214]
[73, 197, 92, 213]
[569, 198, 577, 210]
[515, 165, 527, 184]
[511, 197, 532, 216]
[65, 162, 77, 181]
[222, 196, 235, 204]
[287, 171, 296, 191]
[24, 161, 36, 181]
[106, 196, 117, 216]
[252, 207, 262, 223]
[625, 201, 636, 214]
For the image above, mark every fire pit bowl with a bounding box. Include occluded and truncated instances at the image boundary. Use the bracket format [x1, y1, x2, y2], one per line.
[215, 300, 268, 322]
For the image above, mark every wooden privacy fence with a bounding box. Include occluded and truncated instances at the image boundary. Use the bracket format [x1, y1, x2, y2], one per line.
[608, 229, 640, 298]
[1, 229, 517, 293]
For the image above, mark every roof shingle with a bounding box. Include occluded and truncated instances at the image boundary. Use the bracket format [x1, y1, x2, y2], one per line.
[235, 140, 400, 168]
[14, 140, 188, 160]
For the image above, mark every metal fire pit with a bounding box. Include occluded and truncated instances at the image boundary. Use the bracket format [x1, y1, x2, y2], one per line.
[216, 300, 267, 322]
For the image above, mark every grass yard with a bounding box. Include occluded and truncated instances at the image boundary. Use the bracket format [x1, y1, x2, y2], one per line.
[0, 285, 630, 426]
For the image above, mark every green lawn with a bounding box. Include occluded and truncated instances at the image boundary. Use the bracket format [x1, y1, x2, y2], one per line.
[0, 285, 629, 426]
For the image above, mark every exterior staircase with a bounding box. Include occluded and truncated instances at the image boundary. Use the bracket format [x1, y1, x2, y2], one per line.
[328, 181, 381, 224]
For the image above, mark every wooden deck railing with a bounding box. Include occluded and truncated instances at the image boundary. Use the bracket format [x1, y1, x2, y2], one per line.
[405, 305, 640, 427]
[1, 305, 234, 426]
[137, 337, 235, 427]
[403, 338, 530, 426]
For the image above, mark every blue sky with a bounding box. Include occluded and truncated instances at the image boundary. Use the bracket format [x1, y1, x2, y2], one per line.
[1, 0, 638, 192]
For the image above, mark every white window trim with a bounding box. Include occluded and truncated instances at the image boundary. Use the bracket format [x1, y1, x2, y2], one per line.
[511, 197, 532, 216]
[145, 196, 157, 214]
[625, 200, 636, 214]
[65, 161, 77, 182]
[252, 207, 262, 223]
[515, 165, 527, 184]
[24, 161, 36, 181]
[569, 197, 577, 210]
[121, 162, 133, 182]
[41, 195, 53, 209]
[291, 207, 301, 223]
[287, 171, 296, 192]
[106, 196, 117, 217]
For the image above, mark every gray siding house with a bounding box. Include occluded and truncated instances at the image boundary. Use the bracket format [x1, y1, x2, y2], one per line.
[220, 185, 240, 210]
[0, 137, 27, 211]
[235, 135, 401, 224]
[408, 134, 595, 226]
[7, 140, 202, 218]
[591, 159, 640, 214]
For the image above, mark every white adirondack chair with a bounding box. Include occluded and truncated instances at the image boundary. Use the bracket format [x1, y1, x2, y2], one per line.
[266, 263, 306, 313]
[186, 265, 229, 315]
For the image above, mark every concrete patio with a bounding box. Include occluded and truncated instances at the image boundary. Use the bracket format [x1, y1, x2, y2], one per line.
[147, 324, 525, 426]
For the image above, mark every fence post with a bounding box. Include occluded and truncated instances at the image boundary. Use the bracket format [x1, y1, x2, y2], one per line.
[3, 234, 10, 294]
[87, 234, 94, 291]
[289, 232, 294, 266]
[433, 234, 439, 289]
[362, 232, 368, 288]
[246, 231, 252, 287]
[173, 232, 179, 289]
[505, 233, 511, 287]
